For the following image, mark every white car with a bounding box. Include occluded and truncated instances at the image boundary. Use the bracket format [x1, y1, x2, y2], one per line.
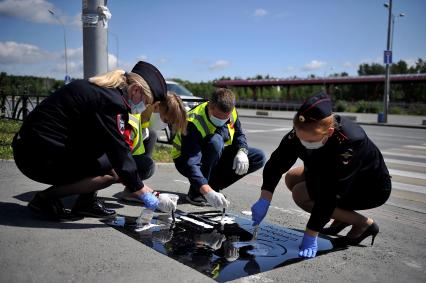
[166, 80, 204, 111]
[155, 81, 204, 143]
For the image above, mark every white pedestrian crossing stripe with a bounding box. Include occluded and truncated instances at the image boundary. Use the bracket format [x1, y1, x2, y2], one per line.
[383, 144, 426, 195]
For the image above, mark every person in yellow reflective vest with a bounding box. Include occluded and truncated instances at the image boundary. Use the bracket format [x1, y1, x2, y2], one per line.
[120, 92, 187, 205]
[172, 88, 265, 208]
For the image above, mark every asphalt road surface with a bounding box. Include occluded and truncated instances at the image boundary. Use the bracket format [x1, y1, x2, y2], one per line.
[0, 116, 425, 282]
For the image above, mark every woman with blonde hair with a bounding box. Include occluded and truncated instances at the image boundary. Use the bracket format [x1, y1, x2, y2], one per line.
[120, 91, 188, 203]
[251, 92, 391, 258]
[13, 61, 177, 220]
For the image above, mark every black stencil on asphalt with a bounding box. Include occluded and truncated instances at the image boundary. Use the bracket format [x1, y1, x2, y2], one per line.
[103, 211, 335, 282]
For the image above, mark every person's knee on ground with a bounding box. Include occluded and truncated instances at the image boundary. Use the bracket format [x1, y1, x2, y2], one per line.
[133, 154, 156, 180]
[203, 133, 225, 162]
[285, 166, 305, 192]
[144, 129, 157, 158]
[247, 148, 266, 173]
[291, 183, 313, 212]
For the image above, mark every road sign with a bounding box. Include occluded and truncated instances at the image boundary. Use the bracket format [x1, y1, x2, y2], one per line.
[384, 50, 392, 64]
[64, 75, 71, 84]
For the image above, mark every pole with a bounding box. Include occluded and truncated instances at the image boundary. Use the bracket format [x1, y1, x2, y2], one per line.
[383, 0, 392, 123]
[62, 22, 68, 79]
[82, 0, 109, 79]
[48, 10, 69, 83]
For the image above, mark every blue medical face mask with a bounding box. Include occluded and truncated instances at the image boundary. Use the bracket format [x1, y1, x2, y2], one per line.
[209, 114, 228, 127]
[128, 98, 146, 114]
[300, 136, 328, 149]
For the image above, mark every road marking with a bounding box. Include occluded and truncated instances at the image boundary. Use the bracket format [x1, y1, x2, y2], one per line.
[392, 181, 425, 194]
[243, 121, 288, 127]
[245, 127, 291, 133]
[404, 145, 426, 150]
[389, 169, 426, 180]
[174, 179, 189, 184]
[385, 158, 426, 168]
[382, 151, 426, 160]
[370, 133, 426, 141]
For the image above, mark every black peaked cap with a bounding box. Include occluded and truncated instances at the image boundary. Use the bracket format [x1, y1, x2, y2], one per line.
[131, 61, 167, 102]
[296, 92, 332, 122]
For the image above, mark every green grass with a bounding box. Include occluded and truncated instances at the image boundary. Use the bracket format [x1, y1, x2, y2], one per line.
[152, 144, 173, 163]
[0, 118, 174, 162]
[0, 119, 21, 159]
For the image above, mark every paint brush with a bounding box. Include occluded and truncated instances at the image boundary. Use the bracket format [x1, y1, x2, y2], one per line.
[171, 209, 176, 223]
[221, 208, 225, 222]
[252, 225, 259, 241]
[169, 210, 176, 231]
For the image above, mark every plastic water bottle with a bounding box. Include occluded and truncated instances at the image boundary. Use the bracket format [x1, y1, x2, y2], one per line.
[136, 207, 154, 228]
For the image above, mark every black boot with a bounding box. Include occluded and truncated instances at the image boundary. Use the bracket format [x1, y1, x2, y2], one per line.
[72, 192, 116, 218]
[28, 192, 81, 221]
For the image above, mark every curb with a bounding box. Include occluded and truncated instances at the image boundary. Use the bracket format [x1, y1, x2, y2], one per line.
[239, 114, 426, 130]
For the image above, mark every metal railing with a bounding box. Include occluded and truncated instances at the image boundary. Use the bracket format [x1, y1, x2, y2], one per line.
[1, 94, 46, 120]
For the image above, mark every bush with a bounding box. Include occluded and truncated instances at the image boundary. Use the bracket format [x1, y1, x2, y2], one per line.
[0, 118, 174, 162]
[334, 100, 348, 112]
[355, 101, 381, 113]
[0, 119, 21, 159]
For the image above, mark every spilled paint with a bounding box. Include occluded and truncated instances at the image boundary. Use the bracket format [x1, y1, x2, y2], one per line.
[104, 211, 335, 282]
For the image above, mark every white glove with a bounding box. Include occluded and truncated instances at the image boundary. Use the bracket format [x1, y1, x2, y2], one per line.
[223, 238, 240, 262]
[157, 194, 177, 213]
[233, 149, 249, 175]
[197, 231, 226, 250]
[204, 190, 230, 209]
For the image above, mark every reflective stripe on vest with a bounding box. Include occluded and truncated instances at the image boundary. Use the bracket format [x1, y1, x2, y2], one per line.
[171, 102, 238, 159]
[128, 113, 145, 155]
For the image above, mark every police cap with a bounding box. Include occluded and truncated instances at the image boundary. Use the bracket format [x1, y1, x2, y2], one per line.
[296, 92, 332, 122]
[131, 61, 167, 102]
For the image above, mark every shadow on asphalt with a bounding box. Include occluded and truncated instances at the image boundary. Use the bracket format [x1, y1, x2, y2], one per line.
[0, 201, 108, 229]
[0, 191, 116, 229]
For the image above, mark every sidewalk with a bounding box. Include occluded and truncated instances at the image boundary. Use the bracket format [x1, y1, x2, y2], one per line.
[238, 109, 426, 129]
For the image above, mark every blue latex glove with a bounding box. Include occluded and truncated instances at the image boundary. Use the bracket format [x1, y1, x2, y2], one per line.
[139, 192, 159, 210]
[251, 198, 270, 226]
[299, 233, 318, 258]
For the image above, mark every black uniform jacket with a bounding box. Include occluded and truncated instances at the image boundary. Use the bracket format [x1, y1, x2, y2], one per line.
[17, 79, 143, 191]
[262, 115, 390, 231]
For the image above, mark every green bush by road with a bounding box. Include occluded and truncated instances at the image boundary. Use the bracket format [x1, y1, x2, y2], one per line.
[0, 119, 173, 162]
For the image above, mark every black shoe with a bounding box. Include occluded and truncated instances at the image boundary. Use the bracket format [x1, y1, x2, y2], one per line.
[332, 222, 379, 248]
[320, 222, 351, 236]
[28, 192, 81, 221]
[185, 191, 210, 207]
[72, 197, 116, 218]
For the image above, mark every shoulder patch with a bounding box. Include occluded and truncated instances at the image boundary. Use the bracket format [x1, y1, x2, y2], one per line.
[117, 114, 126, 135]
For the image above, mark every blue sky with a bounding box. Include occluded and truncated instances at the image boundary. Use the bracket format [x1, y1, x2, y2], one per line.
[0, 0, 425, 82]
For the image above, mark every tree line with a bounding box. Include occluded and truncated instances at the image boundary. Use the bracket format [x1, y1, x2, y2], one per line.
[1, 58, 425, 105]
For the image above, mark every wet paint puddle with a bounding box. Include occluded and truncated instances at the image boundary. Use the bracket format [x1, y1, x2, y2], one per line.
[103, 210, 335, 282]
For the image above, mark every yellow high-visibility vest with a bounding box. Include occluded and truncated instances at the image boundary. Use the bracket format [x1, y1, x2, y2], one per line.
[171, 102, 238, 159]
[127, 113, 149, 156]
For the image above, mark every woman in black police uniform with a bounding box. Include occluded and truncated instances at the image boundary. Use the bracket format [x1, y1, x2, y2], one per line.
[251, 92, 392, 258]
[12, 61, 175, 220]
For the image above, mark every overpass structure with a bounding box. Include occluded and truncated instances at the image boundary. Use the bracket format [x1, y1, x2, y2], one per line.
[214, 74, 426, 102]
[214, 74, 426, 87]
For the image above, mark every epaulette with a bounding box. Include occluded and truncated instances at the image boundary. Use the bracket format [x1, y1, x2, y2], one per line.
[286, 129, 296, 140]
[335, 129, 348, 144]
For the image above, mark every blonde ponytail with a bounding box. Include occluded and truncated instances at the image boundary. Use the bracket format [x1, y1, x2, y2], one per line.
[160, 92, 188, 135]
[89, 70, 154, 104]
[89, 69, 127, 88]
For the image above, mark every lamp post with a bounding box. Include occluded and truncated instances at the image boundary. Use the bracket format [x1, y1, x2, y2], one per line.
[48, 9, 69, 84]
[382, 1, 405, 123]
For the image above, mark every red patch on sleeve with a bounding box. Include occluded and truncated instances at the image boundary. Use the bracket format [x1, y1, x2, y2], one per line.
[117, 114, 125, 135]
